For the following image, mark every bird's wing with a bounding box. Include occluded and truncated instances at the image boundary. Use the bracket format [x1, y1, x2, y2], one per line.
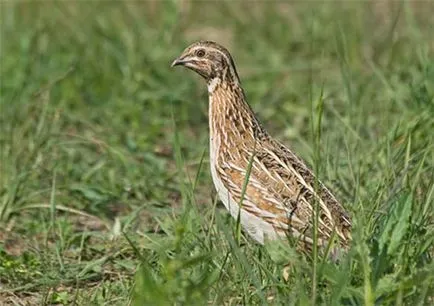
[218, 140, 351, 245]
[261, 140, 352, 240]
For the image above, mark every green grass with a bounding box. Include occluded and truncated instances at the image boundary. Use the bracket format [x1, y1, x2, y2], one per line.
[1, 1, 433, 305]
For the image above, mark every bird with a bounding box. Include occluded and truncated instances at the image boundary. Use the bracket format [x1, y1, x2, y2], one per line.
[171, 41, 351, 256]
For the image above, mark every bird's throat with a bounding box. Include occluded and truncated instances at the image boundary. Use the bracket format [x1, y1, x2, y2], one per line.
[207, 77, 221, 93]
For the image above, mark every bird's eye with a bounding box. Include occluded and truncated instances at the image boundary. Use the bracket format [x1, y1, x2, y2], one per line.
[196, 49, 206, 57]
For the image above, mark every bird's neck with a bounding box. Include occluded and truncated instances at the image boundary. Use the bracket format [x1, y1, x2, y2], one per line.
[208, 78, 266, 146]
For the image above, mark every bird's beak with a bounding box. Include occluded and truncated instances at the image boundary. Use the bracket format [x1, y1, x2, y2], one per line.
[171, 57, 185, 67]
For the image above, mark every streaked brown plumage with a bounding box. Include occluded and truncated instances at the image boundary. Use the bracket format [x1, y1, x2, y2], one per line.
[172, 41, 351, 255]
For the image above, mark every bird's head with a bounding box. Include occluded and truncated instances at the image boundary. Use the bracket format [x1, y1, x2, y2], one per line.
[171, 41, 240, 89]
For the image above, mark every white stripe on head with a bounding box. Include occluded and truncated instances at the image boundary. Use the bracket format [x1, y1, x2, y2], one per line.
[191, 45, 240, 85]
[213, 49, 240, 85]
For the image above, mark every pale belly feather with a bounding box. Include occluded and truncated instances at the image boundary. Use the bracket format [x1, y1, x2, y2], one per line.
[209, 117, 279, 244]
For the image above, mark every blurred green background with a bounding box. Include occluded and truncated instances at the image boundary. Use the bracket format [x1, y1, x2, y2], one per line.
[1, 1, 433, 305]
